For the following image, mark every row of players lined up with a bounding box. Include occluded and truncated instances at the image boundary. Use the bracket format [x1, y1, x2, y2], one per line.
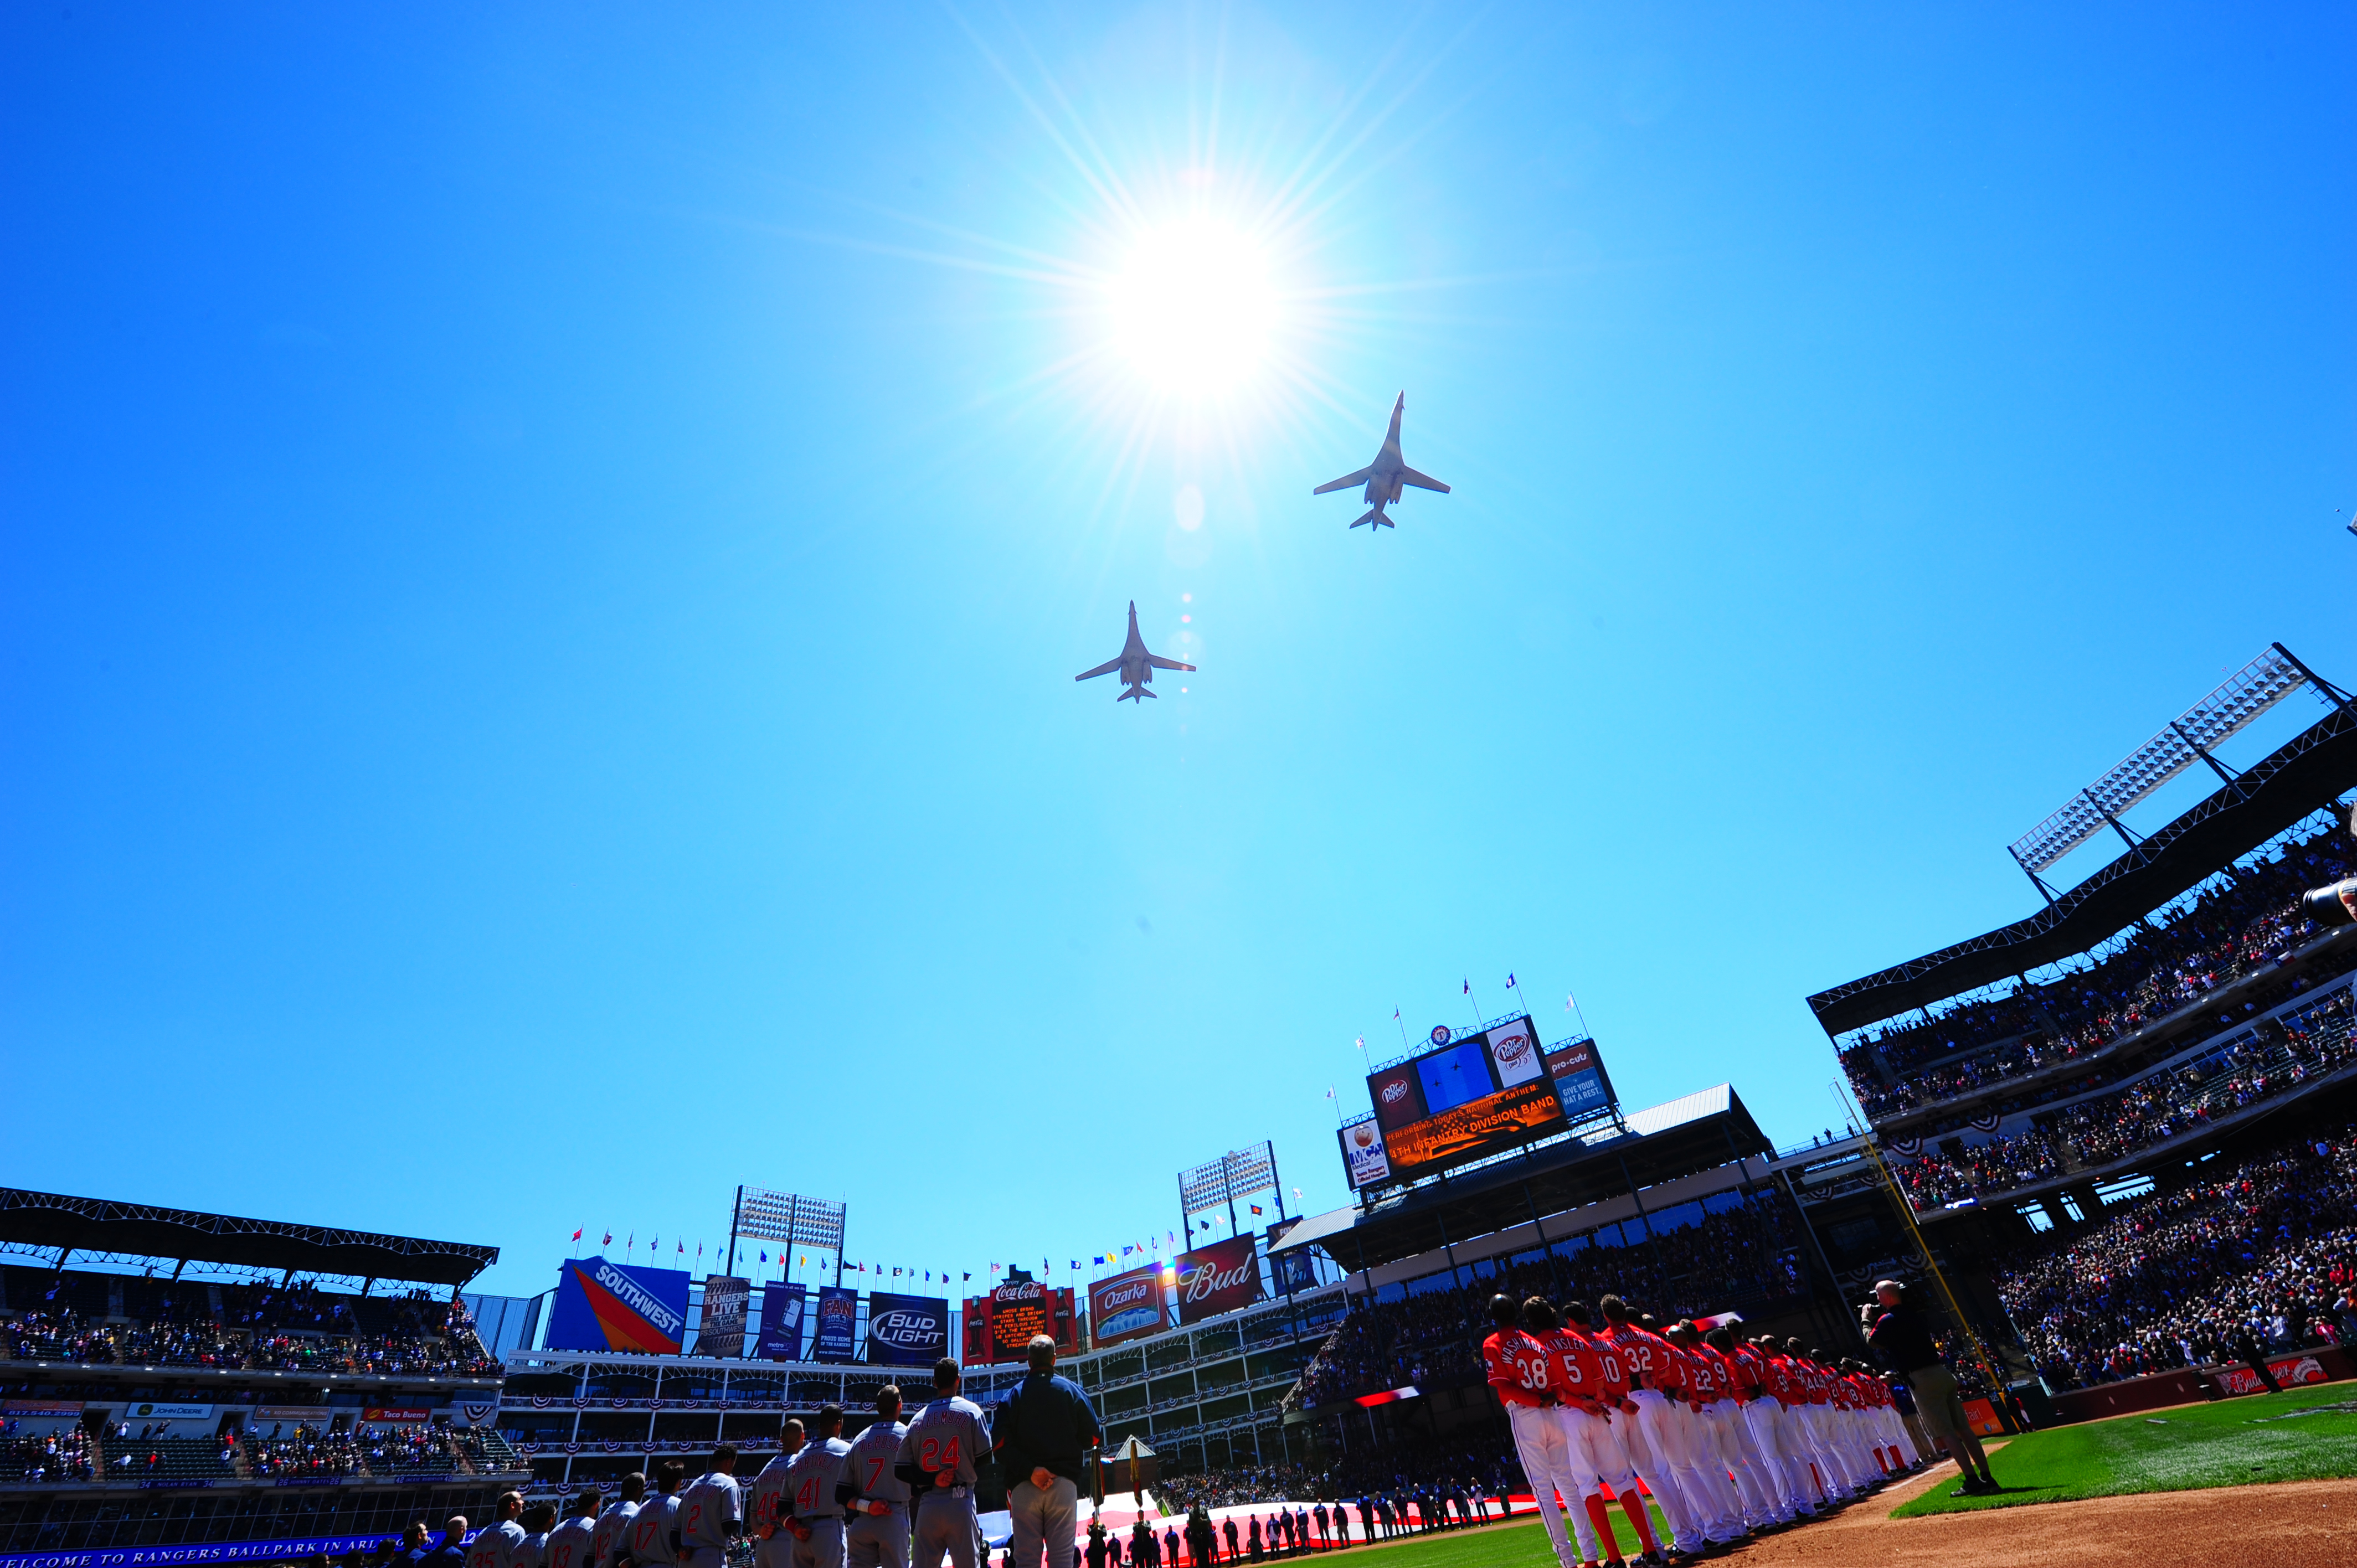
[1483, 1287, 1983, 1568]
[460, 1340, 1098, 1568]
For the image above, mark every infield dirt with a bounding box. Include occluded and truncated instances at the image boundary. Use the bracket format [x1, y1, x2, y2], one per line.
[1715, 1457, 2357, 1568]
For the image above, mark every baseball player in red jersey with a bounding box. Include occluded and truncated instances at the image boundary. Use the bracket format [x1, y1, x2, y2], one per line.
[1543, 1299, 1664, 1565]
[1749, 1338, 1821, 1515]
[1704, 1327, 1794, 1525]
[1630, 1314, 1740, 1547]
[1483, 1293, 1587, 1568]
[1518, 1298, 1618, 1566]
[1594, 1299, 1704, 1556]
[1675, 1325, 1772, 1533]
[1786, 1342, 1862, 1501]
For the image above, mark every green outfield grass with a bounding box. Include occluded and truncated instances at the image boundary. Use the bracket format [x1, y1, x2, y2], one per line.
[1891, 1384, 2357, 1515]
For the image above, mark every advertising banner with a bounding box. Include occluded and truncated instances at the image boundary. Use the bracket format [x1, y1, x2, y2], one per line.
[696, 1275, 752, 1358]
[866, 1292, 948, 1366]
[121, 1402, 214, 1423]
[248, 1406, 330, 1429]
[1051, 1287, 1080, 1354]
[359, 1408, 431, 1425]
[1272, 1249, 1319, 1296]
[547, 1257, 692, 1355]
[2213, 1353, 2329, 1397]
[986, 1280, 1053, 1364]
[812, 1286, 859, 1362]
[1542, 1038, 1617, 1120]
[1174, 1236, 1262, 1324]
[1088, 1266, 1166, 1349]
[1337, 1121, 1391, 1190]
[1360, 1016, 1566, 1183]
[962, 1297, 991, 1362]
[756, 1282, 806, 1361]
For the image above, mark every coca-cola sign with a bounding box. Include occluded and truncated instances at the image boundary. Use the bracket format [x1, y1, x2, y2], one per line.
[1174, 1236, 1263, 1325]
[1089, 1264, 1167, 1349]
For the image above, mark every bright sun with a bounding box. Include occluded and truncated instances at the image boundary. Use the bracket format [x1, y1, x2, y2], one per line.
[1107, 219, 1279, 395]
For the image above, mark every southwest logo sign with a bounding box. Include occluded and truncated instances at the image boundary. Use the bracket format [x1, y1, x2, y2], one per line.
[547, 1257, 691, 1355]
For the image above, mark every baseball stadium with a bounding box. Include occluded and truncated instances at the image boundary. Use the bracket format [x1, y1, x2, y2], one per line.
[8, 653, 2355, 1568]
[9, 11, 2356, 1568]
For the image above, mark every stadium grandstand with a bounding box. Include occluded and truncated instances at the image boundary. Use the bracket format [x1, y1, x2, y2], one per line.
[1795, 643, 2357, 1408]
[0, 1189, 527, 1560]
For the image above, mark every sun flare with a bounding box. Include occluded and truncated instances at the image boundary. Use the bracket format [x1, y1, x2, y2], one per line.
[1105, 219, 1279, 396]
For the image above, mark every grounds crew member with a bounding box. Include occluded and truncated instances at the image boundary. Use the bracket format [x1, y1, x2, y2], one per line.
[996, 1334, 1101, 1568]
[845, 1388, 914, 1568]
[752, 1423, 810, 1568]
[1861, 1282, 1995, 1497]
[896, 1357, 993, 1568]
[680, 1445, 745, 1568]
[591, 1475, 646, 1568]
[786, 1405, 856, 1568]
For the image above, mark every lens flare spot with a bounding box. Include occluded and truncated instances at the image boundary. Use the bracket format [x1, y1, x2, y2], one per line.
[1109, 221, 1277, 394]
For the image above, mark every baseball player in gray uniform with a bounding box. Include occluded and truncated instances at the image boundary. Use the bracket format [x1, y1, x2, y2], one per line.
[679, 1447, 744, 1568]
[467, 1492, 528, 1568]
[895, 1359, 992, 1568]
[547, 1493, 600, 1568]
[621, 1461, 688, 1568]
[786, 1406, 856, 1568]
[749, 1422, 809, 1568]
[591, 1475, 646, 1568]
[844, 1389, 913, 1568]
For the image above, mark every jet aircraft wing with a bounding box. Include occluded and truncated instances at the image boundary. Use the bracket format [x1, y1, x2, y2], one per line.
[1398, 467, 1450, 493]
[1313, 467, 1373, 495]
[1075, 657, 1124, 681]
[1145, 654, 1196, 672]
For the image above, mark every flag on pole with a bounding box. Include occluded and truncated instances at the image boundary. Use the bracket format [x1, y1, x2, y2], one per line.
[1462, 978, 1470, 994]
[571, 1229, 583, 1242]
[603, 1232, 613, 1248]
[1506, 972, 1517, 989]
[1566, 992, 1578, 1012]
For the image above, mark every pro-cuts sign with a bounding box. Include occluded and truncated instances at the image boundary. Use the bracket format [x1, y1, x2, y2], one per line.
[865, 1292, 948, 1366]
[546, 1257, 692, 1355]
[1173, 1236, 1262, 1325]
[1088, 1265, 1166, 1349]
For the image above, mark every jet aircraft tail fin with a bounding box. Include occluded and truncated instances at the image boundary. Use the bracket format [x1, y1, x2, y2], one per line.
[1350, 506, 1393, 529]
[1119, 683, 1157, 702]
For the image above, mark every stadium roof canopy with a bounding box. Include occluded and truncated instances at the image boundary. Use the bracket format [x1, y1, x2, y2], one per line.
[1295, 1085, 1771, 1273]
[0, 1188, 500, 1288]
[1807, 683, 2357, 1039]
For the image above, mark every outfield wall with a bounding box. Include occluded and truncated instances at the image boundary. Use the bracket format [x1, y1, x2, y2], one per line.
[2048, 1343, 2354, 1423]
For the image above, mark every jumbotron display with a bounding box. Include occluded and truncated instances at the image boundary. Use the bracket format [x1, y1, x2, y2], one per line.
[1340, 1015, 1615, 1189]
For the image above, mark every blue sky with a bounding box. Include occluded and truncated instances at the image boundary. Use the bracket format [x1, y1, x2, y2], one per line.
[4, 3, 2351, 1302]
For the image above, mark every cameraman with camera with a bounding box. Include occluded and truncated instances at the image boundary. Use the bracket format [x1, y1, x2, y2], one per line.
[1861, 1282, 1995, 1498]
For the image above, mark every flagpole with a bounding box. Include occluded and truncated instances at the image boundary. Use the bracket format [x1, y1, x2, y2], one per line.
[1393, 1010, 1411, 1053]
[1465, 979, 1484, 1030]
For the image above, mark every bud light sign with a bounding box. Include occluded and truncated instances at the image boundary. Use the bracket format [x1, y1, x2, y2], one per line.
[866, 1292, 948, 1366]
[1174, 1236, 1263, 1325]
[812, 1286, 860, 1363]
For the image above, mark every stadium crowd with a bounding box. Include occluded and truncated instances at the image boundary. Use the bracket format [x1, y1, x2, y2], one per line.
[1841, 816, 2355, 1118]
[1293, 1193, 1803, 1409]
[1893, 984, 2357, 1207]
[1995, 1116, 2357, 1389]
[0, 1428, 96, 1482]
[1, 1290, 497, 1376]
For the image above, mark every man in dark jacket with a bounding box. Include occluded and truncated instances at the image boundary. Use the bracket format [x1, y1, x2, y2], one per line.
[998, 1337, 1102, 1568]
[1864, 1281, 1995, 1497]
